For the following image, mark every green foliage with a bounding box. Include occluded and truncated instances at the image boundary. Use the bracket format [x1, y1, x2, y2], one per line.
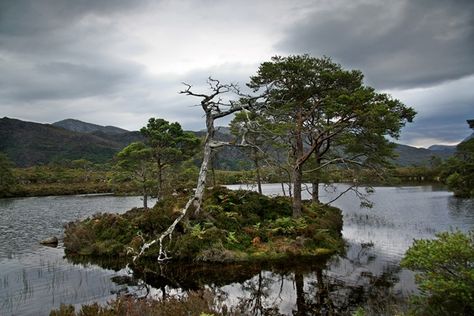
[8, 161, 111, 197]
[269, 217, 307, 235]
[64, 187, 344, 262]
[352, 307, 366, 316]
[0, 152, 16, 197]
[140, 117, 200, 197]
[440, 138, 474, 197]
[391, 166, 440, 183]
[111, 142, 156, 206]
[248, 55, 416, 213]
[140, 118, 200, 164]
[64, 201, 179, 257]
[0, 117, 137, 167]
[401, 230, 474, 315]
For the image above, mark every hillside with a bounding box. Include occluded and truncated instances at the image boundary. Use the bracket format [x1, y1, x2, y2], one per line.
[393, 144, 453, 166]
[0, 117, 457, 168]
[428, 145, 457, 155]
[0, 117, 141, 167]
[53, 119, 129, 135]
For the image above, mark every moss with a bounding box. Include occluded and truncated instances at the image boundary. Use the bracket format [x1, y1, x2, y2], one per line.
[64, 186, 344, 262]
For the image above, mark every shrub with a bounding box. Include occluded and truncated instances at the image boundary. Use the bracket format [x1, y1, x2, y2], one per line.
[63, 186, 344, 261]
[401, 230, 474, 315]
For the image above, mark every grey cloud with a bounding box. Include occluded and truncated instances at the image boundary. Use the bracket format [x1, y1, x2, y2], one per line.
[277, 0, 474, 89]
[0, 0, 147, 36]
[400, 117, 473, 146]
[0, 58, 146, 101]
[0, 0, 151, 103]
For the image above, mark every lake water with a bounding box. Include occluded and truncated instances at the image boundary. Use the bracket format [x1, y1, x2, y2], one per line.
[0, 185, 473, 315]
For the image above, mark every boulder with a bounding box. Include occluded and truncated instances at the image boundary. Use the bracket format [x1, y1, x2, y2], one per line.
[40, 236, 59, 246]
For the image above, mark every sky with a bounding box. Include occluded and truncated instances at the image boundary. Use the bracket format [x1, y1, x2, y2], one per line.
[0, 0, 473, 148]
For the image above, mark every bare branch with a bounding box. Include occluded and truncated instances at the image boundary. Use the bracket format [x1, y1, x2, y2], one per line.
[303, 154, 365, 174]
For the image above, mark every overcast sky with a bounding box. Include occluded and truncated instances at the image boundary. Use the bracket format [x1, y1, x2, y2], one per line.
[1, 0, 473, 147]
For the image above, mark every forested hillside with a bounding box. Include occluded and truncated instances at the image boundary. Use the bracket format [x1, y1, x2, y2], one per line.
[0, 117, 456, 168]
[0, 117, 142, 166]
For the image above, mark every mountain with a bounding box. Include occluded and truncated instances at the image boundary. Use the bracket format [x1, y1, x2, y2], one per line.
[53, 119, 129, 135]
[0, 117, 142, 167]
[428, 144, 457, 156]
[0, 117, 457, 168]
[210, 129, 455, 169]
[393, 144, 453, 166]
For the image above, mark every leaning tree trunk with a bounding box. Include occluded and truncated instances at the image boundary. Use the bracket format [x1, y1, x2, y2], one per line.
[211, 151, 217, 187]
[253, 149, 262, 195]
[133, 113, 214, 261]
[192, 112, 214, 216]
[132, 78, 249, 262]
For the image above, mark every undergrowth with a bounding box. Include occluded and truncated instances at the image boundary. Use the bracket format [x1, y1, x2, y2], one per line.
[64, 186, 343, 261]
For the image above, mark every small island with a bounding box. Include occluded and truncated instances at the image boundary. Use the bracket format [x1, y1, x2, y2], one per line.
[64, 186, 343, 262]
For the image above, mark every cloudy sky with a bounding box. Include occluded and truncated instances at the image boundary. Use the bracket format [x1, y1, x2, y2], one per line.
[1, 0, 473, 147]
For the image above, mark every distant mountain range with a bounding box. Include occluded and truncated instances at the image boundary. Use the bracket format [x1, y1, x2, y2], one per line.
[0, 117, 460, 168]
[393, 144, 454, 166]
[0, 117, 142, 167]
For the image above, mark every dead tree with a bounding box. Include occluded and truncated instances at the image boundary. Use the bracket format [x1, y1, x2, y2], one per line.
[133, 78, 253, 262]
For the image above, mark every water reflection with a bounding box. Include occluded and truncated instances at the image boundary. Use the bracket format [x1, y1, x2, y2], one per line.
[447, 196, 474, 217]
[63, 249, 407, 316]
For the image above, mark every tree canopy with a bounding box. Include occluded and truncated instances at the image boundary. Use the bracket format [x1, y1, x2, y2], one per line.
[401, 230, 474, 315]
[440, 138, 474, 197]
[140, 118, 200, 198]
[112, 142, 156, 208]
[247, 55, 415, 217]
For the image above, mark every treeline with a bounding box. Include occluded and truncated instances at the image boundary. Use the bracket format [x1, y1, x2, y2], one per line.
[0, 152, 469, 199]
[1, 139, 473, 199]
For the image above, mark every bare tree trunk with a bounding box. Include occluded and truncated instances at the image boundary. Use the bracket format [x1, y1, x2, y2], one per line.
[253, 149, 262, 194]
[192, 113, 214, 216]
[132, 113, 214, 261]
[143, 189, 148, 209]
[132, 78, 250, 262]
[312, 157, 321, 204]
[141, 167, 149, 209]
[157, 160, 163, 200]
[293, 166, 303, 218]
[211, 151, 217, 187]
[293, 110, 304, 218]
[312, 179, 319, 203]
[280, 181, 286, 196]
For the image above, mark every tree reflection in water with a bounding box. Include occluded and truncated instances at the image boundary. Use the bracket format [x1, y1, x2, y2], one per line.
[66, 245, 408, 315]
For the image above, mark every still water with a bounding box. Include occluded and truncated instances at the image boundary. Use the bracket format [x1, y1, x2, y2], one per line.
[0, 186, 473, 315]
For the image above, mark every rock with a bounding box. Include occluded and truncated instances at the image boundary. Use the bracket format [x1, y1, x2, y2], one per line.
[40, 236, 59, 246]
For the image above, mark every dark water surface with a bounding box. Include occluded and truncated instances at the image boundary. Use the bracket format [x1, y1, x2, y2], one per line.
[0, 186, 473, 315]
